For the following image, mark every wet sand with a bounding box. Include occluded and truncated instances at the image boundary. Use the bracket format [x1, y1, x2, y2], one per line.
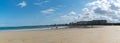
[0, 26, 120, 43]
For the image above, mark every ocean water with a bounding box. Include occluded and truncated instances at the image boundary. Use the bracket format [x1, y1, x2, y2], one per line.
[0, 26, 67, 31]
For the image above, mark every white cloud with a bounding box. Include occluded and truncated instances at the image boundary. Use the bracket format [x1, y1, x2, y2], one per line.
[17, 1, 27, 8]
[41, 9, 55, 14]
[34, 1, 49, 6]
[60, 11, 80, 22]
[69, 11, 77, 15]
[60, 0, 120, 23]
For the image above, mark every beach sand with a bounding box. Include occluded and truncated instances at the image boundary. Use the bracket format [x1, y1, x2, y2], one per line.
[0, 26, 120, 43]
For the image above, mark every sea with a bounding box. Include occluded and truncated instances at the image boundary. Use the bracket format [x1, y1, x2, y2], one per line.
[0, 26, 68, 32]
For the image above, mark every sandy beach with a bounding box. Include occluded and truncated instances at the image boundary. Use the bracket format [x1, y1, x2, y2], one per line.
[0, 26, 120, 43]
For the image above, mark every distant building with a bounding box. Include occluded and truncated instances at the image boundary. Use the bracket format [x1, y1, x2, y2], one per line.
[70, 20, 107, 25]
[91, 20, 107, 25]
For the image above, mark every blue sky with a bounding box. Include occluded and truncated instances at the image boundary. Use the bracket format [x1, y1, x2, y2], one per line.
[0, 0, 93, 26]
[1, 0, 120, 27]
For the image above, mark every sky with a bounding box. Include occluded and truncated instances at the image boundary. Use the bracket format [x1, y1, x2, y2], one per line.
[0, 0, 120, 27]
